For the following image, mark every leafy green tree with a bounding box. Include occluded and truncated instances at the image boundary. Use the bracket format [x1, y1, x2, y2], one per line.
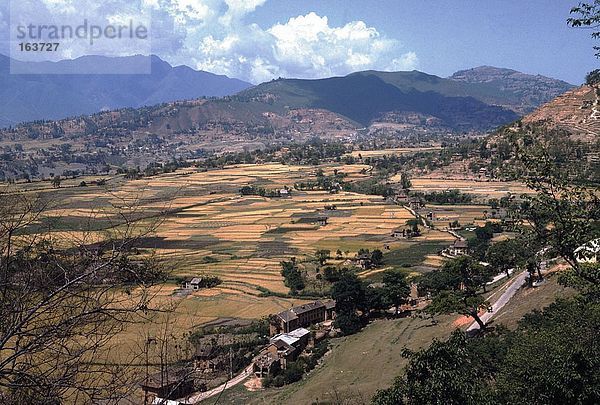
[365, 286, 388, 313]
[316, 249, 330, 265]
[420, 256, 492, 329]
[331, 272, 367, 335]
[400, 172, 412, 190]
[280, 259, 304, 294]
[585, 68, 600, 85]
[51, 175, 61, 188]
[382, 270, 410, 315]
[371, 249, 384, 267]
[568, 1, 600, 58]
[485, 238, 531, 278]
[513, 130, 600, 289]
[373, 331, 488, 405]
[495, 297, 600, 404]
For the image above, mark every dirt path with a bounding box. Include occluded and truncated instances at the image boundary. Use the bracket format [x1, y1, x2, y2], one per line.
[178, 364, 253, 404]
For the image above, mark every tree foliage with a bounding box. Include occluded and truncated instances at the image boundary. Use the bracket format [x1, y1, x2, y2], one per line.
[568, 1, 600, 58]
[419, 256, 492, 329]
[382, 270, 410, 315]
[331, 272, 366, 335]
[0, 194, 167, 403]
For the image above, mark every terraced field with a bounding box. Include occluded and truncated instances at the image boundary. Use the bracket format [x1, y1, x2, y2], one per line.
[8, 163, 454, 344]
[405, 177, 531, 201]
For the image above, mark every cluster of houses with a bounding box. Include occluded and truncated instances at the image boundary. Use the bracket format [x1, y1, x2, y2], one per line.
[254, 300, 336, 377]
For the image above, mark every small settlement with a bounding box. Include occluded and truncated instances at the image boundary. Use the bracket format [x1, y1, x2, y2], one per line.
[254, 300, 336, 378]
[140, 299, 336, 403]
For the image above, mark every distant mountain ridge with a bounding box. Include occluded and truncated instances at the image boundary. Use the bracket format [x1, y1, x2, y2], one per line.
[0, 54, 252, 128]
[449, 66, 575, 114]
[0, 63, 577, 138]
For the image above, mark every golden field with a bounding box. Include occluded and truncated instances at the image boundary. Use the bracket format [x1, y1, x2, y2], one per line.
[5, 161, 531, 364]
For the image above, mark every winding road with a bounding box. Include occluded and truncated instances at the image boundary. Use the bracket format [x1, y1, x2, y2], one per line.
[467, 270, 528, 331]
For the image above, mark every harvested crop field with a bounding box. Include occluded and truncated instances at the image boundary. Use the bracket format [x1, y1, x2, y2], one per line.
[402, 177, 532, 200]
[10, 162, 445, 334]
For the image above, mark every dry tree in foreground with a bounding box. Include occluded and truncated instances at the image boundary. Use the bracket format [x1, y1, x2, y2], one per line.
[0, 192, 170, 404]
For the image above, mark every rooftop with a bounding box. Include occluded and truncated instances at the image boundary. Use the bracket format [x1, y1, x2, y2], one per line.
[453, 239, 468, 248]
[288, 327, 310, 339]
[271, 333, 299, 347]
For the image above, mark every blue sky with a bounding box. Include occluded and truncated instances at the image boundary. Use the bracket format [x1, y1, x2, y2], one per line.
[249, 0, 597, 84]
[0, 0, 596, 84]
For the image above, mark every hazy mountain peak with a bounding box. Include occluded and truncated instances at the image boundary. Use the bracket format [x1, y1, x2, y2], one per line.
[0, 54, 252, 127]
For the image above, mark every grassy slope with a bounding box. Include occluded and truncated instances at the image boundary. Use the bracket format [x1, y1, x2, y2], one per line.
[221, 314, 458, 405]
[221, 271, 575, 404]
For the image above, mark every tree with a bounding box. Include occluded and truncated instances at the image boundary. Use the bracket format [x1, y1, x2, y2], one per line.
[331, 272, 366, 335]
[419, 256, 492, 330]
[373, 331, 488, 405]
[365, 286, 388, 313]
[568, 1, 600, 58]
[0, 194, 166, 403]
[513, 129, 600, 290]
[371, 249, 384, 267]
[280, 259, 304, 294]
[316, 249, 330, 265]
[51, 175, 61, 188]
[585, 68, 600, 85]
[400, 172, 412, 190]
[485, 238, 531, 278]
[382, 270, 410, 315]
[495, 297, 600, 404]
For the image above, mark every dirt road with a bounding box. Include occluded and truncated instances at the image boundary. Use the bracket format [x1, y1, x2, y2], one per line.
[178, 364, 254, 404]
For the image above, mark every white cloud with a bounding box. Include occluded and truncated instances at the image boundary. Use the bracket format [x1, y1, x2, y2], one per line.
[1, 0, 418, 82]
[188, 10, 418, 83]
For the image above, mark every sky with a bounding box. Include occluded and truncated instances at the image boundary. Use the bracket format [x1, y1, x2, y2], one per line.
[0, 0, 597, 84]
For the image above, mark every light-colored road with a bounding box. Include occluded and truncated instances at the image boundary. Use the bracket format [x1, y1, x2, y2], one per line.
[178, 364, 254, 404]
[467, 270, 528, 331]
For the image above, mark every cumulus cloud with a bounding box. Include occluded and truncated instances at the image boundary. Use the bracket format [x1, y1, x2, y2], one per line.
[184, 9, 418, 83]
[1, 0, 418, 82]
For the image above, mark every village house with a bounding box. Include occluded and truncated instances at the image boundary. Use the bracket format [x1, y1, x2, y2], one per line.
[255, 328, 312, 377]
[140, 368, 195, 401]
[407, 197, 425, 210]
[394, 189, 409, 203]
[272, 327, 311, 351]
[324, 300, 336, 320]
[392, 228, 405, 238]
[183, 277, 203, 290]
[392, 228, 420, 239]
[253, 348, 283, 377]
[270, 300, 335, 335]
[447, 239, 469, 256]
[356, 253, 373, 270]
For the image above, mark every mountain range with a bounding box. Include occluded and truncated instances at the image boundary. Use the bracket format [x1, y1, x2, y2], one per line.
[0, 56, 577, 136]
[0, 54, 252, 128]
